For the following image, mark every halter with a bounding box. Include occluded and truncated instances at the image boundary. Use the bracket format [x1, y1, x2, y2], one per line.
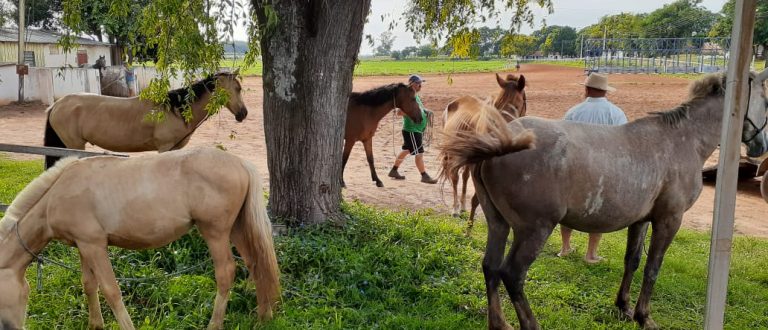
[743, 77, 768, 144]
[744, 115, 768, 143]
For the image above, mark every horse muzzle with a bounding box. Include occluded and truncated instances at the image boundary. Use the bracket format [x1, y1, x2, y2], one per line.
[235, 108, 248, 122]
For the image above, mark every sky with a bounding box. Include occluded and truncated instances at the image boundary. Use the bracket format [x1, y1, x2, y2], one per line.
[357, 0, 729, 55]
[230, 1, 728, 55]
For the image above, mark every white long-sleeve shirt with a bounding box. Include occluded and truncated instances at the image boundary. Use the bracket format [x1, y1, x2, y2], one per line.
[563, 97, 627, 125]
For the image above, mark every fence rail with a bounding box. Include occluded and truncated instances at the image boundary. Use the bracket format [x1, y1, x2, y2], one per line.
[0, 144, 128, 213]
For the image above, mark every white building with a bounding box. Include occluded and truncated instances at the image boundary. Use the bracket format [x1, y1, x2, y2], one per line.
[0, 28, 112, 68]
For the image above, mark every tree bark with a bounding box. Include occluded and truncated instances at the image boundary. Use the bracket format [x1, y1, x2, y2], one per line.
[253, 1, 371, 225]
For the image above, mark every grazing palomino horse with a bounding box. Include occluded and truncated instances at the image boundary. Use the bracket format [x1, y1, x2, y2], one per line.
[342, 83, 423, 187]
[442, 73, 527, 217]
[0, 147, 279, 330]
[44, 72, 248, 168]
[440, 72, 768, 330]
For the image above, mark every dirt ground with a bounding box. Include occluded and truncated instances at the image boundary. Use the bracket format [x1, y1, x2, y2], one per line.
[1, 64, 766, 237]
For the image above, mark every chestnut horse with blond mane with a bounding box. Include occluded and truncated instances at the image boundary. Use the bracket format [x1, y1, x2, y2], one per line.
[442, 73, 527, 219]
[0, 147, 279, 330]
[44, 72, 248, 168]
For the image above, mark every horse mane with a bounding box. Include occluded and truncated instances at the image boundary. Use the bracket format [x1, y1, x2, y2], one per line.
[0, 157, 79, 238]
[650, 73, 725, 127]
[167, 72, 236, 114]
[350, 83, 407, 107]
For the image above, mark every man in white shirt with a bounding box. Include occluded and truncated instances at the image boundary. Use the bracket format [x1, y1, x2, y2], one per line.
[559, 73, 627, 264]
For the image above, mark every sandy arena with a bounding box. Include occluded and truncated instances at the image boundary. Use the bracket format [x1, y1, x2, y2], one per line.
[1, 64, 765, 236]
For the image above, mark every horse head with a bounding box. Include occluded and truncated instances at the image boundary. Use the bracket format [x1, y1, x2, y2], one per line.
[215, 71, 248, 122]
[494, 73, 527, 119]
[0, 266, 29, 330]
[744, 69, 768, 157]
[396, 84, 423, 124]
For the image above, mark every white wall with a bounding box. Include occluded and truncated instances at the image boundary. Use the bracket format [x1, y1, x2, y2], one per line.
[0, 66, 100, 105]
[45, 44, 112, 68]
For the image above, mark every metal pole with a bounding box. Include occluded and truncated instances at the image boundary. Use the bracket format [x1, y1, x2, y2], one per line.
[17, 0, 26, 103]
[705, 1, 757, 329]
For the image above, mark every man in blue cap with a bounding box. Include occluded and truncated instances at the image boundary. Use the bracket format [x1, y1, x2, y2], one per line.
[388, 74, 438, 184]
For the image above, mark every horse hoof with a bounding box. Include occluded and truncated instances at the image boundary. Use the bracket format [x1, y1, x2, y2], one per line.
[452, 212, 460, 218]
[618, 308, 634, 321]
[376, 181, 384, 187]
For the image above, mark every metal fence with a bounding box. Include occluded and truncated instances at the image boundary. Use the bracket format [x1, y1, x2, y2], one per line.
[581, 37, 731, 74]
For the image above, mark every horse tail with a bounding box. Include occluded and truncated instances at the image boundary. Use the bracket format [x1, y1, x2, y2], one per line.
[231, 159, 280, 321]
[439, 99, 535, 184]
[44, 107, 66, 169]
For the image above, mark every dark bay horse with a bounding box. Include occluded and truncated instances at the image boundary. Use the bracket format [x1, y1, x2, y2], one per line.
[443, 73, 527, 217]
[342, 83, 423, 187]
[0, 147, 279, 330]
[44, 72, 248, 168]
[440, 72, 768, 330]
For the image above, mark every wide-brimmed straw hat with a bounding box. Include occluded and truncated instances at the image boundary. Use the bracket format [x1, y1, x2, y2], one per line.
[581, 73, 616, 92]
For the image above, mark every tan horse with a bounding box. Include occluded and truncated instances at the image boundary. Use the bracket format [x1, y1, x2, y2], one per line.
[441, 72, 768, 330]
[44, 72, 248, 168]
[0, 147, 279, 330]
[342, 83, 423, 187]
[442, 73, 527, 218]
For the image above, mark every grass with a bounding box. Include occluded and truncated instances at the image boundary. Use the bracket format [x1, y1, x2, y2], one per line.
[1, 156, 767, 329]
[140, 59, 522, 77]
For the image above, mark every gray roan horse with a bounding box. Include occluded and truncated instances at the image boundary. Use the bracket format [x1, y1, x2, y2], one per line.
[440, 72, 768, 330]
[44, 72, 248, 168]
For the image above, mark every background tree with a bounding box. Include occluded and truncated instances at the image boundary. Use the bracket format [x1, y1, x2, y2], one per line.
[709, 0, 768, 58]
[534, 25, 577, 56]
[640, 0, 717, 38]
[390, 49, 402, 60]
[374, 31, 396, 56]
[577, 13, 645, 39]
[62, 0, 554, 226]
[11, 0, 61, 30]
[417, 44, 437, 59]
[477, 26, 505, 57]
[401, 46, 418, 58]
[500, 34, 538, 57]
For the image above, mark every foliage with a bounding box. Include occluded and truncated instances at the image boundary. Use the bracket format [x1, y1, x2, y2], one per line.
[640, 0, 718, 38]
[417, 44, 437, 59]
[500, 34, 538, 57]
[709, 0, 768, 51]
[10, 0, 62, 29]
[1, 157, 767, 329]
[578, 13, 646, 39]
[535, 25, 578, 56]
[447, 29, 481, 59]
[374, 31, 396, 56]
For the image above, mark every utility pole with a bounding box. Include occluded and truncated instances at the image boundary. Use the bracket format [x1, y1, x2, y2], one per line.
[17, 0, 27, 103]
[603, 24, 608, 63]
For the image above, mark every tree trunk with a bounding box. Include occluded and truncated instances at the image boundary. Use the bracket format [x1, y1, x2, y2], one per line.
[253, 1, 371, 225]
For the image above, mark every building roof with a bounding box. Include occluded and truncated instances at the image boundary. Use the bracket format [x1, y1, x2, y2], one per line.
[0, 28, 111, 46]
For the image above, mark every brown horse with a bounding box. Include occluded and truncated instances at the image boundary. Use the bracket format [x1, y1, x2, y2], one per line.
[0, 147, 279, 330]
[440, 72, 768, 330]
[44, 72, 248, 168]
[342, 83, 423, 187]
[443, 73, 527, 218]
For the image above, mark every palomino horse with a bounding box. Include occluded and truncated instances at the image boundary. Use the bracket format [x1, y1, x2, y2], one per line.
[442, 73, 527, 217]
[44, 72, 248, 168]
[342, 83, 423, 187]
[0, 147, 279, 330]
[440, 72, 768, 330]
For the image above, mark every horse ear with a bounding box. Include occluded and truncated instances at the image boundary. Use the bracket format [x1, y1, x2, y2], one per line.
[517, 75, 526, 91]
[496, 73, 506, 87]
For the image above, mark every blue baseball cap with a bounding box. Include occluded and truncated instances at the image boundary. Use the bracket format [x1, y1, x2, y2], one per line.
[408, 74, 425, 84]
